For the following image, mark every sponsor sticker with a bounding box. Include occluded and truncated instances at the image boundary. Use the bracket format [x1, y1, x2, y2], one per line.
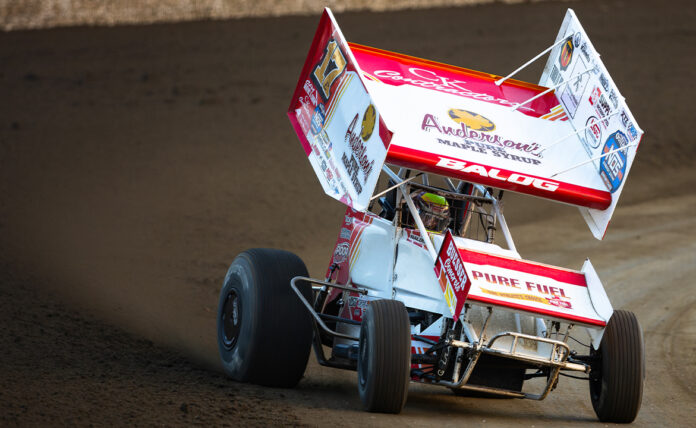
[347, 295, 370, 321]
[550, 65, 562, 85]
[360, 104, 376, 141]
[405, 229, 426, 248]
[608, 89, 619, 109]
[340, 227, 351, 240]
[558, 56, 589, 118]
[311, 39, 347, 102]
[333, 241, 350, 264]
[433, 230, 470, 319]
[422, 109, 543, 162]
[303, 79, 318, 106]
[310, 106, 326, 135]
[448, 109, 496, 132]
[599, 130, 629, 193]
[584, 116, 602, 149]
[579, 41, 591, 62]
[559, 36, 574, 71]
[589, 87, 612, 128]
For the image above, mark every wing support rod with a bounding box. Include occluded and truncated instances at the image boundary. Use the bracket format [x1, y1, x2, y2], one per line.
[383, 165, 438, 261]
[495, 37, 567, 86]
[540, 110, 621, 156]
[551, 142, 639, 178]
[370, 175, 417, 201]
[510, 67, 595, 112]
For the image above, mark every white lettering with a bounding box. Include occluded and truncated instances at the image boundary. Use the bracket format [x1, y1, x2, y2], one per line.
[435, 157, 559, 192]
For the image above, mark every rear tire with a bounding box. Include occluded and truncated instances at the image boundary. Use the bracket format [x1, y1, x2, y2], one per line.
[589, 310, 645, 423]
[357, 299, 411, 413]
[216, 248, 313, 388]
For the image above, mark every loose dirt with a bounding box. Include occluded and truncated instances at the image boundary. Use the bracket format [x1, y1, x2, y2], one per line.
[1, 0, 694, 425]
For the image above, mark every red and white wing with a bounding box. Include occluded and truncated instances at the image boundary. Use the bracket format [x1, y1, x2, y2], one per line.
[288, 8, 643, 240]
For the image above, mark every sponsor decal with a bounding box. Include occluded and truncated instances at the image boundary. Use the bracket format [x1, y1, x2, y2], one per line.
[620, 110, 639, 142]
[559, 56, 590, 119]
[340, 227, 352, 240]
[470, 270, 573, 309]
[421, 110, 543, 162]
[311, 39, 347, 102]
[540, 104, 568, 121]
[559, 36, 574, 71]
[372, 67, 532, 111]
[584, 116, 602, 149]
[436, 137, 541, 165]
[360, 104, 376, 141]
[436, 157, 559, 191]
[347, 295, 370, 321]
[433, 231, 470, 319]
[303, 79, 318, 106]
[608, 89, 619, 109]
[549, 65, 562, 85]
[310, 106, 326, 135]
[599, 131, 629, 193]
[573, 31, 582, 48]
[341, 110, 377, 195]
[579, 41, 591, 62]
[333, 242, 350, 264]
[599, 73, 610, 92]
[448, 109, 495, 132]
[588, 87, 612, 128]
[405, 229, 426, 248]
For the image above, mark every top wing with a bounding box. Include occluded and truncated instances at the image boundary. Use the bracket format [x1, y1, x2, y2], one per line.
[288, 8, 643, 239]
[353, 43, 613, 210]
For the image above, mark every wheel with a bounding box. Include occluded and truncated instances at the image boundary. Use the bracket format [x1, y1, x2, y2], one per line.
[216, 248, 313, 388]
[589, 310, 645, 423]
[357, 299, 411, 413]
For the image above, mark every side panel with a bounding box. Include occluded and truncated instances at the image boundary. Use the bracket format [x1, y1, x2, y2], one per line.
[287, 8, 392, 211]
[326, 208, 395, 301]
[539, 9, 644, 239]
[393, 229, 451, 317]
[582, 258, 612, 348]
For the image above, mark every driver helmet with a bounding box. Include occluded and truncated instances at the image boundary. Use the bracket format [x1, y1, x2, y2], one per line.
[413, 192, 450, 232]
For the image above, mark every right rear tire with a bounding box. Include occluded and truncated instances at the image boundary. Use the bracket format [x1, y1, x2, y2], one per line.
[357, 299, 411, 413]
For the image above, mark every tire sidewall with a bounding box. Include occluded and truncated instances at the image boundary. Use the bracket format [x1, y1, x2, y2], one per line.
[358, 306, 376, 405]
[217, 254, 257, 381]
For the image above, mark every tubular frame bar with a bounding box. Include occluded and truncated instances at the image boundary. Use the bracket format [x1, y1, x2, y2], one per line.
[290, 276, 366, 341]
[425, 328, 588, 400]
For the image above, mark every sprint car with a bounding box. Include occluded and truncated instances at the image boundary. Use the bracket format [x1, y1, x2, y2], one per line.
[217, 8, 645, 423]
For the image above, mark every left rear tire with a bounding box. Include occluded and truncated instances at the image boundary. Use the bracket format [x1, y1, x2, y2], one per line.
[217, 248, 313, 388]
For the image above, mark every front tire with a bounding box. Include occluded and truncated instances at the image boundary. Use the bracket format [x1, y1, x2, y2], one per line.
[217, 248, 313, 388]
[357, 299, 411, 413]
[589, 310, 645, 423]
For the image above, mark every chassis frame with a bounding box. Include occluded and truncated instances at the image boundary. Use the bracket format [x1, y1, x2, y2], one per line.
[290, 165, 595, 400]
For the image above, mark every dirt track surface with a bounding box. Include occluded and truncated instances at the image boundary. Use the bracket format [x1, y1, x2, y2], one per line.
[1, 0, 695, 425]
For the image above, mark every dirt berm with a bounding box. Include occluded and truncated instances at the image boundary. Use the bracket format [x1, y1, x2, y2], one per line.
[1, 0, 694, 425]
